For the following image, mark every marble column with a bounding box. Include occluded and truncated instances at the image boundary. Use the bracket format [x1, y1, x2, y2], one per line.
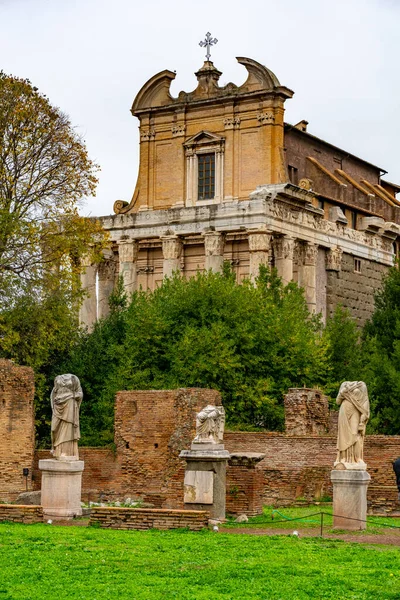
[204, 231, 226, 273]
[298, 242, 318, 313]
[161, 235, 183, 278]
[273, 236, 295, 284]
[248, 228, 272, 281]
[117, 239, 138, 295]
[79, 255, 97, 329]
[98, 251, 116, 320]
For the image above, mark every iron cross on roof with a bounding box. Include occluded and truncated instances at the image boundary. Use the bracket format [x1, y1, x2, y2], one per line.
[199, 32, 218, 61]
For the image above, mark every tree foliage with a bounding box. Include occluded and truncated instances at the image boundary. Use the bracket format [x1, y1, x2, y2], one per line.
[0, 72, 109, 441]
[57, 267, 330, 446]
[0, 71, 106, 304]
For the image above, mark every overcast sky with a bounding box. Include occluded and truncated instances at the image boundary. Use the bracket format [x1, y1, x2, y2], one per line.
[1, 0, 399, 216]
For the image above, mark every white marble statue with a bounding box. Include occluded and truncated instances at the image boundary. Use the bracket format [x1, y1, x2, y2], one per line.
[193, 405, 225, 444]
[51, 374, 83, 460]
[335, 381, 370, 469]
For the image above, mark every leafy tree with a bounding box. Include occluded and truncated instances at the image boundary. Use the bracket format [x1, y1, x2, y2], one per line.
[360, 267, 400, 434]
[0, 71, 106, 305]
[0, 71, 109, 441]
[58, 267, 330, 445]
[323, 305, 362, 399]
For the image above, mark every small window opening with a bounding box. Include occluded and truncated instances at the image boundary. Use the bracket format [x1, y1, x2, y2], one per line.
[351, 212, 357, 230]
[288, 165, 298, 185]
[154, 443, 159, 449]
[354, 259, 361, 273]
[125, 442, 130, 449]
[317, 199, 325, 211]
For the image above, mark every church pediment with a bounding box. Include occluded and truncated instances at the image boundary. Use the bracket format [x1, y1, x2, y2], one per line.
[183, 130, 224, 148]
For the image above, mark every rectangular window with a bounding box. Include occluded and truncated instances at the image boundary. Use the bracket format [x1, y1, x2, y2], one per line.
[198, 153, 215, 200]
[354, 259, 361, 273]
[352, 212, 357, 230]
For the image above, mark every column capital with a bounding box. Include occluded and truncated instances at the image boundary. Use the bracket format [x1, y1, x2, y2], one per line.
[326, 246, 343, 271]
[298, 241, 318, 266]
[117, 239, 138, 263]
[247, 228, 272, 253]
[161, 236, 183, 260]
[273, 236, 295, 261]
[203, 231, 225, 257]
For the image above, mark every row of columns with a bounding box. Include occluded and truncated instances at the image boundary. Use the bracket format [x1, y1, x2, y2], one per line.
[80, 232, 344, 328]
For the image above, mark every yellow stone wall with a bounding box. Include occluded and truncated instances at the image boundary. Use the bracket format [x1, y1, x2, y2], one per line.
[115, 58, 293, 214]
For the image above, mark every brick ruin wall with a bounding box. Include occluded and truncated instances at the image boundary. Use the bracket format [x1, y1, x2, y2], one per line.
[89, 507, 209, 531]
[326, 252, 386, 326]
[33, 388, 221, 509]
[4, 382, 400, 513]
[0, 360, 35, 501]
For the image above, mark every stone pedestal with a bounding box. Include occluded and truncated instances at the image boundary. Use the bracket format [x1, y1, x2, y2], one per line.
[39, 459, 84, 520]
[331, 469, 370, 530]
[180, 444, 230, 521]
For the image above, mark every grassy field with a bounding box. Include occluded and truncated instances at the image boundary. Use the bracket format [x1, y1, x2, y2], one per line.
[1, 520, 400, 599]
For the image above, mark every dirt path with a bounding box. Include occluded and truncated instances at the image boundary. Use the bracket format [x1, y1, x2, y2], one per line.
[223, 526, 400, 546]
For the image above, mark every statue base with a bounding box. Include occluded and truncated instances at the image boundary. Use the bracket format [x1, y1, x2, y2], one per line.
[180, 447, 230, 521]
[331, 469, 370, 530]
[39, 459, 84, 520]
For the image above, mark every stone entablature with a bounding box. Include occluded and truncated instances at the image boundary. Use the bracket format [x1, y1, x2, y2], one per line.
[80, 183, 398, 327]
[100, 184, 397, 266]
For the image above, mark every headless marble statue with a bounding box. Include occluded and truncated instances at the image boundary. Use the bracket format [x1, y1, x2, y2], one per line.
[51, 374, 83, 460]
[335, 381, 369, 470]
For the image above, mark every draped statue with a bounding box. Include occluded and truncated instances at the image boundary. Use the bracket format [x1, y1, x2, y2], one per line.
[50, 374, 83, 460]
[335, 381, 370, 469]
[193, 405, 225, 445]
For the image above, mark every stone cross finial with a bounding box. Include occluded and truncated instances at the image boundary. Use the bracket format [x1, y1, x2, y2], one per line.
[199, 32, 218, 61]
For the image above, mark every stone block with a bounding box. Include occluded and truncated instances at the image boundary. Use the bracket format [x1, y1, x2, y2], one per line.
[184, 471, 213, 504]
[39, 459, 84, 519]
[331, 469, 370, 530]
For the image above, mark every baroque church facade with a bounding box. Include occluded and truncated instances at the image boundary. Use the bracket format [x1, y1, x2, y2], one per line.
[80, 55, 400, 328]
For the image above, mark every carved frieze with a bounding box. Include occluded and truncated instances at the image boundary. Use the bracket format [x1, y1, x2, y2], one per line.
[257, 112, 275, 124]
[161, 236, 183, 260]
[326, 247, 343, 271]
[204, 231, 225, 256]
[274, 236, 295, 261]
[223, 117, 241, 130]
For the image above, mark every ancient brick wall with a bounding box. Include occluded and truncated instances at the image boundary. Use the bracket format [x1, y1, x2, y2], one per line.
[224, 433, 400, 507]
[31, 386, 400, 513]
[326, 253, 387, 326]
[284, 388, 330, 436]
[112, 388, 220, 507]
[0, 360, 35, 501]
[89, 507, 209, 531]
[0, 504, 43, 524]
[33, 448, 118, 500]
[226, 463, 265, 516]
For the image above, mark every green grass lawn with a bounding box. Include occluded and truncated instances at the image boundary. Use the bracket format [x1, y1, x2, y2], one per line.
[1, 522, 400, 599]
